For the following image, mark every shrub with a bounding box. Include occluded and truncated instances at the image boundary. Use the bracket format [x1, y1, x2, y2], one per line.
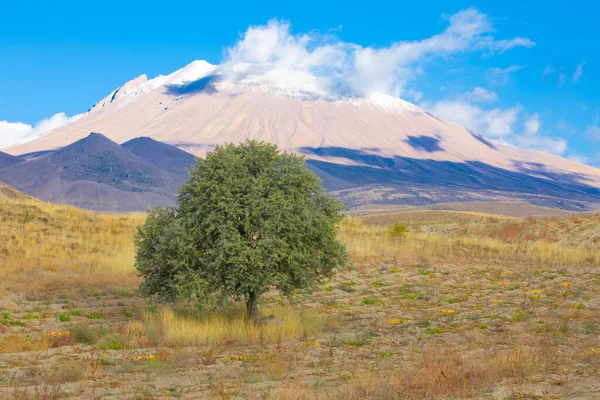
[362, 298, 381, 305]
[69, 325, 110, 345]
[388, 222, 408, 238]
[58, 313, 71, 322]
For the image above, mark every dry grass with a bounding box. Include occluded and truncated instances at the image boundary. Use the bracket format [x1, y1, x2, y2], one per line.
[0, 198, 144, 295]
[152, 306, 331, 345]
[0, 334, 50, 354]
[341, 216, 600, 266]
[1, 198, 600, 398]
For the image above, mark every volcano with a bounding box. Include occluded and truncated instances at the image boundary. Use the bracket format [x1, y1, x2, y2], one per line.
[4, 60, 600, 211]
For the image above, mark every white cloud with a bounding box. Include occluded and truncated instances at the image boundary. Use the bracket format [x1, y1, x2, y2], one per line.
[488, 65, 525, 85]
[461, 87, 498, 103]
[542, 65, 556, 77]
[568, 153, 590, 164]
[0, 112, 83, 149]
[587, 126, 600, 140]
[524, 113, 540, 135]
[559, 73, 567, 85]
[511, 135, 567, 155]
[221, 8, 535, 98]
[406, 89, 423, 102]
[573, 61, 585, 82]
[0, 121, 32, 149]
[427, 97, 568, 156]
[427, 100, 519, 138]
[494, 37, 536, 53]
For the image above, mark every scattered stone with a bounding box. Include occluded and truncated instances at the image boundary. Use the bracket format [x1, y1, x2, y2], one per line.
[256, 314, 282, 326]
[0, 300, 18, 312]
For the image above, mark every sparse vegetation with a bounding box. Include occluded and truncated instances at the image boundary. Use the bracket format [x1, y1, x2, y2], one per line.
[2, 196, 600, 398]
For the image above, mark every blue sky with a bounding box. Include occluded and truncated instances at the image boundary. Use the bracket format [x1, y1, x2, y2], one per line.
[1, 0, 598, 165]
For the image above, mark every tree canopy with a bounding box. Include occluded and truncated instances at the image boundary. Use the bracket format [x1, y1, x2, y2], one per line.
[135, 140, 347, 319]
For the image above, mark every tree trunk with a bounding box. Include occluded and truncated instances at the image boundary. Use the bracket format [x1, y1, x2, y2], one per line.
[246, 291, 258, 321]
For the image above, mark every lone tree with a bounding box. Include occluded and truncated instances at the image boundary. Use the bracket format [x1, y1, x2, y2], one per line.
[135, 140, 347, 320]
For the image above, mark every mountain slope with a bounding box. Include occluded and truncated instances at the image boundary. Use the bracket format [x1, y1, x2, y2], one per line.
[122, 137, 197, 180]
[0, 133, 190, 211]
[0, 182, 33, 201]
[5, 60, 600, 210]
[0, 151, 23, 170]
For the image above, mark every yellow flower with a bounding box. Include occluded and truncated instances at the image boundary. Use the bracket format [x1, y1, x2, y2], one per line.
[498, 281, 511, 285]
[298, 340, 320, 347]
[529, 289, 543, 295]
[133, 354, 157, 361]
[442, 309, 457, 315]
[502, 270, 513, 276]
[562, 281, 571, 287]
[491, 299, 504, 303]
[44, 330, 71, 338]
[585, 348, 600, 357]
[385, 318, 405, 325]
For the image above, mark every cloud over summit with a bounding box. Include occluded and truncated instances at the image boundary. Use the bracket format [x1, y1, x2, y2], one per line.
[220, 8, 534, 98]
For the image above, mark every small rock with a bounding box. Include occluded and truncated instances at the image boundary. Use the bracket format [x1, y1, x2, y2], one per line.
[0, 300, 18, 312]
[256, 315, 282, 326]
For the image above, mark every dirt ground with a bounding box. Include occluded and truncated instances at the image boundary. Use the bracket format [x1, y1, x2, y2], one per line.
[1, 255, 600, 399]
[1, 201, 600, 399]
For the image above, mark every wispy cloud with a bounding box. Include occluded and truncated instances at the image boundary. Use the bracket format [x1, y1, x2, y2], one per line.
[461, 87, 498, 103]
[406, 89, 423, 102]
[568, 153, 590, 164]
[542, 65, 556, 77]
[494, 37, 535, 53]
[524, 113, 540, 135]
[488, 65, 526, 85]
[573, 61, 585, 82]
[559, 72, 567, 85]
[587, 125, 600, 141]
[511, 135, 567, 155]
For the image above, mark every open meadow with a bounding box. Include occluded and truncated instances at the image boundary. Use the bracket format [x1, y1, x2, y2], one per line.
[1, 197, 600, 399]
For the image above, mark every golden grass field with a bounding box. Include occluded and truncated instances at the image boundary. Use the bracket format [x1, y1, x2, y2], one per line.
[1, 196, 600, 399]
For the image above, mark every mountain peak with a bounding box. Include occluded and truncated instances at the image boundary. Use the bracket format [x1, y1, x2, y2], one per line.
[122, 137, 197, 179]
[163, 60, 218, 86]
[89, 74, 148, 113]
[56, 132, 117, 152]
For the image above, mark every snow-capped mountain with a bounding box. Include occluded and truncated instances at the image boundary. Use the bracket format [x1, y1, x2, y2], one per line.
[4, 60, 600, 210]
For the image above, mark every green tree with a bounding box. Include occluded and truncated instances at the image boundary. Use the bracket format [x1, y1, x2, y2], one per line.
[135, 140, 347, 320]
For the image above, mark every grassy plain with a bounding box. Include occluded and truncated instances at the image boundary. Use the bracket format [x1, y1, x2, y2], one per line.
[1, 197, 600, 399]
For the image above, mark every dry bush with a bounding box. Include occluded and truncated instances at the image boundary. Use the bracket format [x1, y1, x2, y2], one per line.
[0, 334, 49, 354]
[33, 383, 66, 400]
[494, 222, 526, 240]
[44, 359, 84, 384]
